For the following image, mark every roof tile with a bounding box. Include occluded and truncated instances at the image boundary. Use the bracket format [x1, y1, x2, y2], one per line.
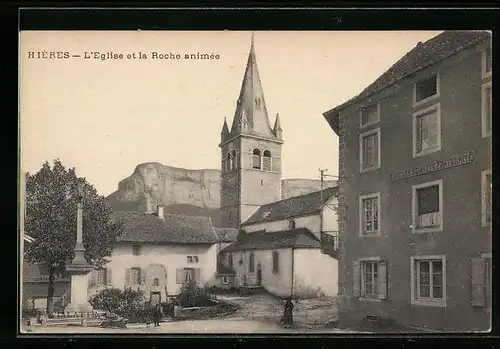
[113, 211, 218, 244]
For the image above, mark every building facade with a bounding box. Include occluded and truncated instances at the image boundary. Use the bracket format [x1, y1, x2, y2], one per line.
[219, 187, 340, 298]
[323, 31, 492, 331]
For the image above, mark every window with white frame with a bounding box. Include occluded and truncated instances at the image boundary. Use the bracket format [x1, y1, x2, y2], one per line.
[413, 104, 441, 157]
[352, 258, 387, 300]
[359, 128, 380, 172]
[360, 103, 379, 128]
[482, 45, 492, 77]
[471, 254, 492, 308]
[482, 170, 492, 227]
[411, 256, 446, 306]
[482, 82, 492, 138]
[414, 74, 439, 105]
[412, 180, 443, 233]
[359, 193, 380, 236]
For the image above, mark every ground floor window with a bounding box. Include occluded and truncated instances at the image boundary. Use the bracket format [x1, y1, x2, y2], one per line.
[411, 255, 446, 306]
[222, 276, 229, 285]
[353, 258, 387, 300]
[176, 268, 201, 284]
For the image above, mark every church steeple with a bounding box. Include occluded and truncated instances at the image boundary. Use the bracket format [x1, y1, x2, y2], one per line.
[229, 33, 276, 139]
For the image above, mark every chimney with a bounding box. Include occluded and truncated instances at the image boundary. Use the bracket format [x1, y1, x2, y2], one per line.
[157, 205, 164, 220]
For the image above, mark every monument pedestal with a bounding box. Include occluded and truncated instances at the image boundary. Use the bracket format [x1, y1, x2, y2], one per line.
[64, 244, 94, 315]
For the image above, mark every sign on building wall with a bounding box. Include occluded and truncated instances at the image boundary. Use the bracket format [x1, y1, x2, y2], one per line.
[389, 151, 475, 182]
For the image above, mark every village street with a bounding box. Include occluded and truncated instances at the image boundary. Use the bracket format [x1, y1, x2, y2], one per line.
[24, 294, 355, 334]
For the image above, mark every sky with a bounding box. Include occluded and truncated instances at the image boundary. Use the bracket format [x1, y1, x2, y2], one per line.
[20, 30, 443, 196]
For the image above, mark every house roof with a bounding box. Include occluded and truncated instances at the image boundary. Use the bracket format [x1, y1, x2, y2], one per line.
[113, 211, 219, 244]
[216, 261, 236, 275]
[241, 186, 338, 226]
[23, 263, 70, 283]
[214, 227, 239, 243]
[221, 228, 320, 252]
[323, 30, 491, 134]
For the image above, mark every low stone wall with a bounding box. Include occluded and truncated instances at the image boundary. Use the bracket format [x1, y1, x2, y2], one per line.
[174, 305, 219, 320]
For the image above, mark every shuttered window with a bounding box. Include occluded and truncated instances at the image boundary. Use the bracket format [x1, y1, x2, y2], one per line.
[354, 259, 388, 300]
[97, 268, 107, 286]
[471, 257, 492, 308]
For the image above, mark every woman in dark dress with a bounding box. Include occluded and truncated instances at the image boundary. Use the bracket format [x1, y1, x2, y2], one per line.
[283, 298, 294, 328]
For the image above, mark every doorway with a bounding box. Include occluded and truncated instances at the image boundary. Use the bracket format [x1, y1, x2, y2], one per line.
[150, 291, 161, 305]
[256, 264, 262, 286]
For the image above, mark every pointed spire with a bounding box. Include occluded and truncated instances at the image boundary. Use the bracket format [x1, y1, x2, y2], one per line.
[273, 113, 283, 140]
[221, 117, 230, 141]
[228, 33, 276, 140]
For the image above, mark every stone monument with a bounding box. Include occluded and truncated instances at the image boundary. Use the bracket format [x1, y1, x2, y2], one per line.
[64, 185, 94, 315]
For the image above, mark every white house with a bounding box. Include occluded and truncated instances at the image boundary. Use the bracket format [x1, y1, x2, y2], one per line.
[87, 207, 228, 304]
[219, 187, 339, 298]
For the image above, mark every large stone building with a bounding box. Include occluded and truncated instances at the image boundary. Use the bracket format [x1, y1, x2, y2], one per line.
[217, 36, 339, 298]
[323, 30, 492, 331]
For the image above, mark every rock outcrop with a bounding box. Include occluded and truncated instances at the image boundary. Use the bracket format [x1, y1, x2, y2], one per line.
[107, 162, 338, 227]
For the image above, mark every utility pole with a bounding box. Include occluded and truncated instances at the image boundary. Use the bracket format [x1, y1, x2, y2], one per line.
[319, 169, 328, 242]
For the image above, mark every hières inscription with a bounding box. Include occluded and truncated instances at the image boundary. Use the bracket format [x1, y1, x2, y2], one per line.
[389, 151, 474, 182]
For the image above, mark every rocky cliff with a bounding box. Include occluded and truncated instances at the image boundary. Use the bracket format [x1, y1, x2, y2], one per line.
[107, 162, 338, 226]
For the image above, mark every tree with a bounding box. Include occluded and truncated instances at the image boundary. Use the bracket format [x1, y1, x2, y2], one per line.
[24, 159, 123, 315]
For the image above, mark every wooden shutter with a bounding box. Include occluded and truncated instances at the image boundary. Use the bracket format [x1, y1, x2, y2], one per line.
[352, 261, 361, 297]
[176, 269, 183, 284]
[88, 270, 95, 287]
[140, 268, 147, 285]
[194, 268, 201, 284]
[106, 268, 112, 286]
[471, 258, 487, 307]
[377, 261, 388, 300]
[125, 268, 131, 286]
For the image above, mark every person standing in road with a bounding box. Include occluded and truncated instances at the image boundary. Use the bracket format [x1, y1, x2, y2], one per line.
[283, 297, 294, 328]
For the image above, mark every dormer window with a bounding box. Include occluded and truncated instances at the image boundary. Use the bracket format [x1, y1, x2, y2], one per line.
[232, 150, 238, 170]
[226, 152, 232, 172]
[252, 149, 262, 169]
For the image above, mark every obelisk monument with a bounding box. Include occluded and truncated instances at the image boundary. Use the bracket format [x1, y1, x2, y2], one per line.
[64, 185, 94, 314]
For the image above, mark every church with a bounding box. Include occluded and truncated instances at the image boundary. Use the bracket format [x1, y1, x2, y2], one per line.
[216, 35, 339, 298]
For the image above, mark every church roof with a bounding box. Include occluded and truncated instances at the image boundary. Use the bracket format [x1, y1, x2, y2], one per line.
[223, 34, 280, 143]
[241, 186, 338, 226]
[113, 211, 219, 244]
[221, 228, 320, 252]
[324, 30, 491, 134]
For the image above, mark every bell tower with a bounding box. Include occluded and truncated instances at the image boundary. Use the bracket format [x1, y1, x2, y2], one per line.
[219, 33, 283, 228]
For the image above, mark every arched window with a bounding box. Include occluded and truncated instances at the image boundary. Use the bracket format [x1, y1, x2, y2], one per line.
[263, 150, 272, 171]
[228, 253, 233, 268]
[232, 150, 237, 170]
[249, 252, 255, 272]
[272, 251, 279, 274]
[252, 149, 262, 169]
[153, 278, 159, 286]
[226, 152, 232, 172]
